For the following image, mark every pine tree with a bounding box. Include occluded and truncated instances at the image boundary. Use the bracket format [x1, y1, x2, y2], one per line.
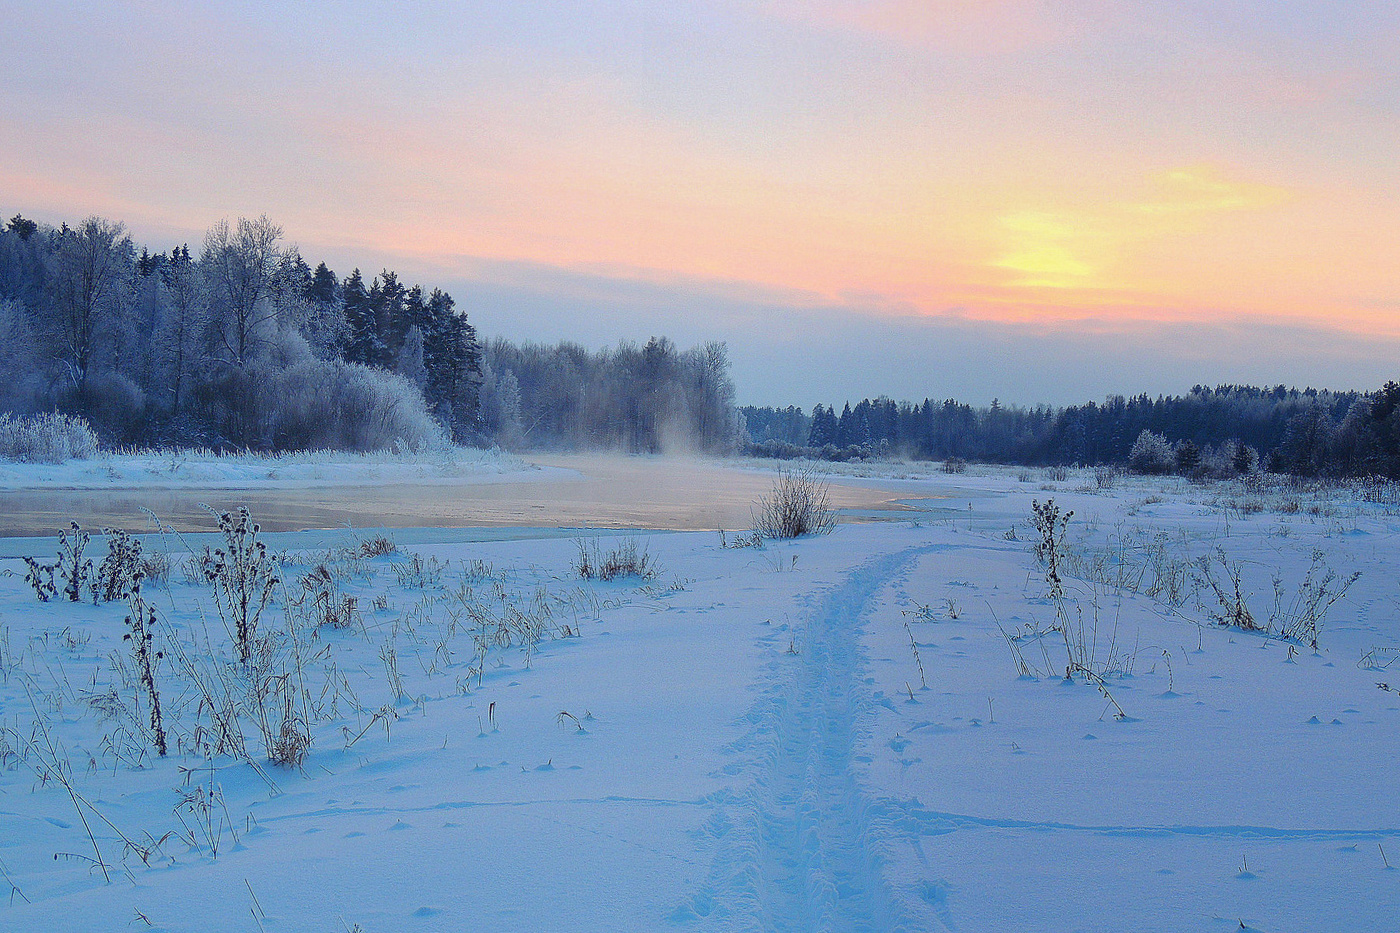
[808, 404, 838, 447]
[307, 261, 339, 304]
[368, 270, 405, 369]
[417, 288, 481, 438]
[6, 214, 38, 240]
[342, 269, 374, 365]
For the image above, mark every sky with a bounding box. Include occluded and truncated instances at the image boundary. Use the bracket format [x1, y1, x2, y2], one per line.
[2, 1, 1397, 407]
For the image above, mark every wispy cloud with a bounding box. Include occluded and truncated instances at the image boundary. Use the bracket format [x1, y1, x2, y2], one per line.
[987, 164, 1292, 293]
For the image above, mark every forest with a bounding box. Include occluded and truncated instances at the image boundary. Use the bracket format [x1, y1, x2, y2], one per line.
[742, 381, 1400, 479]
[3, 210, 1395, 477]
[0, 213, 738, 454]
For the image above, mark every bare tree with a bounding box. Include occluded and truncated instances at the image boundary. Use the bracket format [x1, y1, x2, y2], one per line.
[202, 216, 283, 368]
[693, 340, 736, 451]
[157, 246, 205, 415]
[49, 217, 133, 393]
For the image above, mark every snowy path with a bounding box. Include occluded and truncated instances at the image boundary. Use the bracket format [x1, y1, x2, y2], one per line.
[691, 546, 948, 932]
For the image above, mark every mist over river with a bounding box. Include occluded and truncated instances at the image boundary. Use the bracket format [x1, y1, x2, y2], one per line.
[0, 454, 945, 538]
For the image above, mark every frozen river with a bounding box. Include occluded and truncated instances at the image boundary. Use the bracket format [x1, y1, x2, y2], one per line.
[0, 452, 949, 539]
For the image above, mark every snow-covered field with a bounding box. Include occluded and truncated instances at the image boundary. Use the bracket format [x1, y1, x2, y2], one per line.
[0, 460, 1397, 932]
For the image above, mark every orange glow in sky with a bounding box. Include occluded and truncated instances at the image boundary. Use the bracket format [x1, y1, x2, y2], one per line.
[1, 1, 1397, 400]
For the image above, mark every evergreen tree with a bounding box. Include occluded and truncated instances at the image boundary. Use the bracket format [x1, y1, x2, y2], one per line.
[6, 214, 38, 240]
[308, 262, 339, 304]
[368, 270, 405, 369]
[808, 404, 838, 447]
[342, 269, 374, 365]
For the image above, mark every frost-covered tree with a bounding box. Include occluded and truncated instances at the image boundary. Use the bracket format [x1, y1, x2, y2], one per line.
[202, 216, 283, 368]
[689, 341, 737, 452]
[48, 217, 134, 395]
[481, 336, 736, 453]
[1128, 430, 1174, 474]
[1278, 407, 1336, 476]
[155, 245, 205, 416]
[268, 249, 347, 360]
[0, 299, 43, 412]
[395, 325, 429, 391]
[479, 361, 524, 449]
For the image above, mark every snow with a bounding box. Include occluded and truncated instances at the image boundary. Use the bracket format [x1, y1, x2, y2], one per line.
[0, 460, 1396, 931]
[0, 447, 536, 491]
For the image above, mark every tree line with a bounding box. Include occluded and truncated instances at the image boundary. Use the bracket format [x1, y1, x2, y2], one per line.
[743, 382, 1400, 478]
[0, 212, 738, 454]
[480, 336, 738, 453]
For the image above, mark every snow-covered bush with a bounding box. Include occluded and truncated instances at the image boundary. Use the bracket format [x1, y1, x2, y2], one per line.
[268, 358, 447, 452]
[197, 330, 448, 452]
[0, 411, 100, 462]
[1128, 430, 1174, 475]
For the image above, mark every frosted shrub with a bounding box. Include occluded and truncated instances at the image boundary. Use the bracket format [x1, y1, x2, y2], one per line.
[266, 355, 447, 452]
[1031, 499, 1072, 601]
[1268, 550, 1360, 649]
[94, 528, 143, 603]
[1195, 550, 1258, 631]
[1128, 430, 1174, 475]
[0, 412, 100, 463]
[22, 522, 93, 603]
[196, 330, 448, 453]
[123, 580, 167, 757]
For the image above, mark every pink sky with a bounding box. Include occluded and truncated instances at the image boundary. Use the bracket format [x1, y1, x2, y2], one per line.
[2, 1, 1396, 403]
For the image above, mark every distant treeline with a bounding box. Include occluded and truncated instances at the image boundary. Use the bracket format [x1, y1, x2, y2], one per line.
[0, 212, 738, 454]
[742, 383, 1400, 478]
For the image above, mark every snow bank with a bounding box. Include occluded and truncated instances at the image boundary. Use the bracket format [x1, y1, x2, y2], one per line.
[0, 445, 533, 490]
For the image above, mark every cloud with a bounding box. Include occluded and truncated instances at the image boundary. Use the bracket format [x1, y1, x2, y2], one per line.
[3, 0, 1395, 394]
[992, 211, 1100, 289]
[1132, 165, 1290, 217]
[985, 164, 1293, 297]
